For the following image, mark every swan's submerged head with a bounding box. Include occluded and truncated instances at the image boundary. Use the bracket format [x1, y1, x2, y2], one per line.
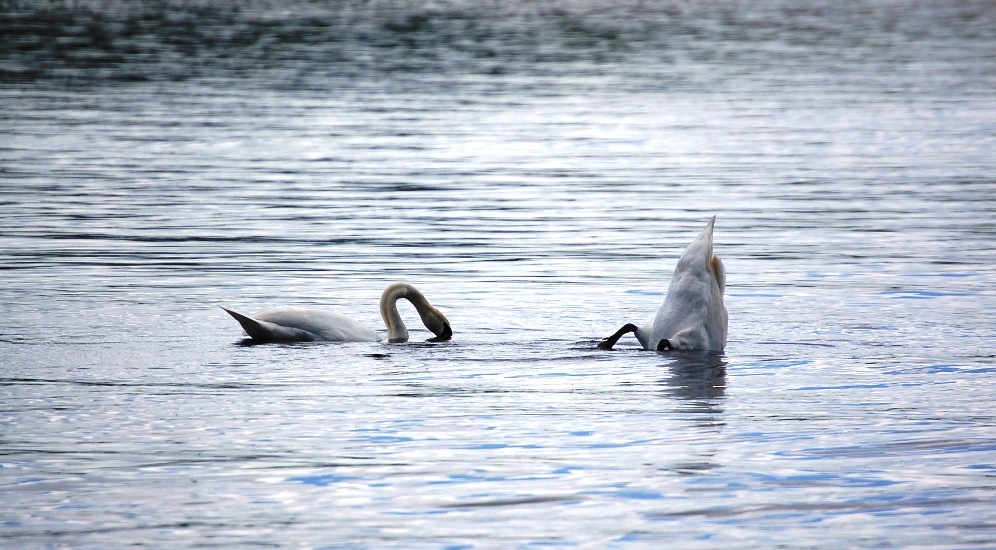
[420, 307, 453, 342]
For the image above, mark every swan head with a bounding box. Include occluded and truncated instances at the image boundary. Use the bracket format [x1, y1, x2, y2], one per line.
[407, 287, 452, 342]
[420, 307, 453, 342]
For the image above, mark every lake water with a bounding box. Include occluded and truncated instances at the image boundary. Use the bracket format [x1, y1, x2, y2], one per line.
[2, 1, 994, 547]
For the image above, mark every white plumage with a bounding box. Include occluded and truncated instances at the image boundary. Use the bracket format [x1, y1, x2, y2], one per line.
[223, 283, 452, 343]
[599, 216, 728, 352]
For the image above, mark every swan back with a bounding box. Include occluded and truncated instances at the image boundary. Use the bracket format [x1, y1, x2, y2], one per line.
[649, 216, 728, 351]
[224, 307, 380, 342]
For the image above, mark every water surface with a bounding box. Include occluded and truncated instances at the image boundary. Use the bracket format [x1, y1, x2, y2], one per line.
[2, 1, 995, 547]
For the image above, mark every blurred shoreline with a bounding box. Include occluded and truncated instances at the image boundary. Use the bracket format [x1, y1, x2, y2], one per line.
[3, 0, 993, 90]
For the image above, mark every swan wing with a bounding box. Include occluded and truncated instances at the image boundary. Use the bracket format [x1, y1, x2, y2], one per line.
[223, 307, 320, 342]
[224, 307, 381, 342]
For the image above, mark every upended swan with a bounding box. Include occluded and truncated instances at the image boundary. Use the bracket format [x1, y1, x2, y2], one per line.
[223, 282, 452, 343]
[598, 216, 728, 352]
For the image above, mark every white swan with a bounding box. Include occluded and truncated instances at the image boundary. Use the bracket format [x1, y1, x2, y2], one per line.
[598, 216, 728, 352]
[223, 282, 452, 343]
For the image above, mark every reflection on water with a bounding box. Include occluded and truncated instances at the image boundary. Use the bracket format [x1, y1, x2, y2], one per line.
[1, 0, 995, 547]
[662, 353, 726, 476]
[662, 352, 727, 403]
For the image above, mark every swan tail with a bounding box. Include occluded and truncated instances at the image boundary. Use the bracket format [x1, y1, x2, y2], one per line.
[678, 216, 716, 267]
[221, 307, 316, 342]
[222, 307, 269, 340]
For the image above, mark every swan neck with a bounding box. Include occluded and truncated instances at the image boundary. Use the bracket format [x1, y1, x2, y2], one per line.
[380, 283, 413, 342]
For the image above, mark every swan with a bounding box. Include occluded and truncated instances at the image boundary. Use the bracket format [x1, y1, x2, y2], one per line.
[223, 282, 452, 343]
[598, 216, 728, 352]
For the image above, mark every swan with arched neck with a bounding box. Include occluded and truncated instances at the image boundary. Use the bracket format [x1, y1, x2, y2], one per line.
[223, 283, 452, 343]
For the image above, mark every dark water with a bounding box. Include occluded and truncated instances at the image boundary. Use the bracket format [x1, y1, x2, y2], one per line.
[2, 1, 995, 547]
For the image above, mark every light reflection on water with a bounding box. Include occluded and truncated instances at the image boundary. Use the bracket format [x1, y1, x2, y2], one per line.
[1, 0, 995, 547]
